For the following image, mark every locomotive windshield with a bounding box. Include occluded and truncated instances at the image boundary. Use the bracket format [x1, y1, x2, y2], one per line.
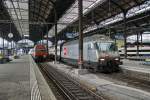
[96, 42, 118, 52]
[36, 49, 47, 52]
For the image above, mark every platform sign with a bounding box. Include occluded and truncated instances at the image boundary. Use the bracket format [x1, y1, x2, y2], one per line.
[66, 32, 78, 38]
[115, 33, 124, 40]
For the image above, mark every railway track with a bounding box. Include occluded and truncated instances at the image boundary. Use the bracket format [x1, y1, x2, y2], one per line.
[38, 63, 66, 100]
[38, 63, 106, 100]
[97, 72, 150, 92]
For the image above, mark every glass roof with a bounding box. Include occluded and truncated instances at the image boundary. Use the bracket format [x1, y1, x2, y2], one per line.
[1, 0, 149, 40]
[83, 0, 150, 33]
[49, 0, 150, 36]
[3, 0, 29, 36]
[48, 0, 105, 36]
[29, 0, 53, 22]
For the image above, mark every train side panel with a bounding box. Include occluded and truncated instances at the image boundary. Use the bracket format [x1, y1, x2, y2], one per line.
[61, 40, 99, 69]
[61, 40, 79, 66]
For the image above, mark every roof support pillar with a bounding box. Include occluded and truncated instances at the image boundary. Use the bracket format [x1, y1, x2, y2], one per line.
[46, 23, 49, 54]
[136, 32, 139, 57]
[11, 40, 13, 55]
[41, 27, 44, 44]
[123, 12, 127, 58]
[110, 0, 125, 12]
[46, 0, 57, 63]
[109, 0, 128, 58]
[78, 0, 83, 69]
[54, 8, 58, 63]
[140, 32, 143, 47]
[10, 0, 23, 35]
[2, 33, 5, 56]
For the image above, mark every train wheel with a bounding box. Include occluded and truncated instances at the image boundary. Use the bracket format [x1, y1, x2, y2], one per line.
[108, 62, 114, 73]
[103, 62, 113, 73]
[93, 67, 98, 72]
[98, 66, 104, 72]
[35, 59, 38, 62]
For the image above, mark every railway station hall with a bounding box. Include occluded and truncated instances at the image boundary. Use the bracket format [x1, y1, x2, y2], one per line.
[0, 0, 150, 100]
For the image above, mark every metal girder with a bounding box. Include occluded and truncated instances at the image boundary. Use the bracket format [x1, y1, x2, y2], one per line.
[49, 0, 55, 5]
[9, 0, 23, 35]
[0, 1, 21, 41]
[16, 0, 26, 34]
[0, 1, 10, 20]
[133, 0, 141, 5]
[110, 0, 126, 13]
[132, 22, 140, 27]
[30, 0, 54, 22]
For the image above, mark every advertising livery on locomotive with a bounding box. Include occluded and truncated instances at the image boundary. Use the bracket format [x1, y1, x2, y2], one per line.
[49, 35, 121, 72]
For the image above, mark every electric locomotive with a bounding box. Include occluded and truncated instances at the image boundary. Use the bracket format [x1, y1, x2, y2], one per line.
[50, 35, 121, 72]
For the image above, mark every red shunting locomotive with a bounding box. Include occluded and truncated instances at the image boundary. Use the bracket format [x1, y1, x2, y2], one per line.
[32, 44, 48, 62]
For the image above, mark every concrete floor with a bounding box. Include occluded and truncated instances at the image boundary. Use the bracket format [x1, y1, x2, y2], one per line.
[122, 59, 150, 69]
[0, 56, 30, 100]
[121, 59, 150, 73]
[47, 62, 150, 100]
[120, 59, 150, 82]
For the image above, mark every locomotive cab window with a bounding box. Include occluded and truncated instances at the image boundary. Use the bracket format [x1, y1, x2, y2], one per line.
[36, 49, 47, 52]
[96, 42, 118, 52]
[109, 43, 118, 51]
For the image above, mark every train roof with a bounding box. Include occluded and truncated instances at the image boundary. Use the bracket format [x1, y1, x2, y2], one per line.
[34, 44, 46, 49]
[63, 35, 114, 45]
[84, 35, 113, 42]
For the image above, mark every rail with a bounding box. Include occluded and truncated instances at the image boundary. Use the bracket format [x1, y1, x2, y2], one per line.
[38, 63, 106, 100]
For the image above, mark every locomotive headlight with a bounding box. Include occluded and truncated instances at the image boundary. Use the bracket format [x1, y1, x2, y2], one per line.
[115, 58, 119, 60]
[43, 55, 46, 58]
[100, 58, 105, 61]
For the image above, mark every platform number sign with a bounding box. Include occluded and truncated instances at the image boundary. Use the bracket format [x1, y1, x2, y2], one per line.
[64, 47, 67, 56]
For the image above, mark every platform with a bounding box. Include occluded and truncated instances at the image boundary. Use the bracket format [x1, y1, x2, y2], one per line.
[0, 56, 30, 100]
[0, 55, 56, 100]
[120, 59, 150, 81]
[123, 56, 150, 61]
[47, 62, 150, 100]
[122, 59, 150, 68]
